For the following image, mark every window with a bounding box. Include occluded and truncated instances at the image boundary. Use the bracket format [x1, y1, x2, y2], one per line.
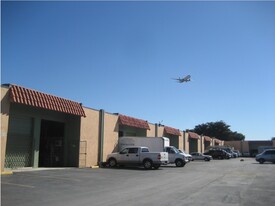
[142, 148, 149, 153]
[120, 148, 128, 154]
[128, 148, 138, 154]
[266, 150, 275, 155]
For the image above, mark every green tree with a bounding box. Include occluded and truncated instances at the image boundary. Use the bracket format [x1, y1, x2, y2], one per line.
[228, 131, 245, 141]
[190, 121, 245, 141]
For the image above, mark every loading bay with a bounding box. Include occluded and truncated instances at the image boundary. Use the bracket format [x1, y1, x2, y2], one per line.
[1, 158, 275, 206]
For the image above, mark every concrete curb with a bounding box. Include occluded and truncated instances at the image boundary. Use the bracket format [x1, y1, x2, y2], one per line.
[91, 166, 99, 169]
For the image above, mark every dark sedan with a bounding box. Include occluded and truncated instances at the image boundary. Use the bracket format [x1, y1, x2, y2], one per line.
[204, 149, 231, 159]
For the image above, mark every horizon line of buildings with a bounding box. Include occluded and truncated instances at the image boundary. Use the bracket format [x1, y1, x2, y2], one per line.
[1, 83, 272, 172]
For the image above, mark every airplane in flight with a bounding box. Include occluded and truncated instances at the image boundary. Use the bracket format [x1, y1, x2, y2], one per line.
[173, 75, 191, 83]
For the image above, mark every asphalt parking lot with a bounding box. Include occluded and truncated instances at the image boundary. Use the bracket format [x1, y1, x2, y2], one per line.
[1, 158, 275, 206]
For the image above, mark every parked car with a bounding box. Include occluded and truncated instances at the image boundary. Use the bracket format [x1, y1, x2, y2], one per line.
[220, 147, 237, 158]
[190, 152, 212, 161]
[107, 146, 168, 169]
[229, 151, 238, 158]
[242, 152, 251, 157]
[204, 149, 231, 159]
[234, 150, 241, 157]
[178, 149, 193, 161]
[255, 149, 275, 164]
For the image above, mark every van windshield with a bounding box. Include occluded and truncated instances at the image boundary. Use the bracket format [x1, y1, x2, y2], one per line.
[171, 147, 180, 154]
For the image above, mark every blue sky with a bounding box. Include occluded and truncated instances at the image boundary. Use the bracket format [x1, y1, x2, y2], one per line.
[2, 1, 275, 140]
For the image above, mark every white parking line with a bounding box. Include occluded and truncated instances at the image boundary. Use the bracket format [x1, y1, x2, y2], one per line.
[2, 182, 35, 189]
[19, 173, 81, 182]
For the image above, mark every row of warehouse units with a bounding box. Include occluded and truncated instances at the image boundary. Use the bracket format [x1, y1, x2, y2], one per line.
[1, 84, 224, 172]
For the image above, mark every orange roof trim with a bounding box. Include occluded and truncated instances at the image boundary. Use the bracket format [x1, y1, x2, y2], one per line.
[10, 85, 86, 117]
[204, 136, 212, 142]
[213, 138, 221, 143]
[188, 132, 200, 139]
[118, 114, 150, 130]
[164, 126, 181, 136]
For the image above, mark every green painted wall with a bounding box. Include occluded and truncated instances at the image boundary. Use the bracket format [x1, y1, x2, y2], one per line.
[119, 125, 147, 137]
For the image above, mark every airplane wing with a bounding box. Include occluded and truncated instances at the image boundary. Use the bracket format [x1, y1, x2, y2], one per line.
[172, 78, 183, 83]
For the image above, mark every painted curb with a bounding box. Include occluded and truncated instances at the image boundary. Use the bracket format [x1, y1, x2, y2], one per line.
[91, 166, 99, 169]
[1, 171, 13, 175]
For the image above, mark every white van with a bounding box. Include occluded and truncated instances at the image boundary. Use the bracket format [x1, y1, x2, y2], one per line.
[255, 149, 275, 164]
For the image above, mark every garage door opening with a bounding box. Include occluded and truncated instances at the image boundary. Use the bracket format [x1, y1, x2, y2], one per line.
[189, 139, 198, 153]
[39, 120, 65, 167]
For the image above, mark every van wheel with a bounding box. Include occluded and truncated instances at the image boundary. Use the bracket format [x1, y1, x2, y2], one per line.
[259, 158, 265, 164]
[175, 159, 185, 167]
[108, 158, 117, 167]
[143, 159, 153, 169]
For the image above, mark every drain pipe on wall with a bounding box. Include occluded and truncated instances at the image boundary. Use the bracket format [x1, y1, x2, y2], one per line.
[201, 135, 203, 153]
[183, 131, 185, 151]
[98, 109, 105, 166]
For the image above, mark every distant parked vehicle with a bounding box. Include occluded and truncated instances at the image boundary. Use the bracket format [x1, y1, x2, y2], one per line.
[255, 149, 275, 164]
[190, 152, 212, 161]
[204, 149, 231, 159]
[233, 150, 241, 157]
[230, 151, 238, 158]
[242, 152, 251, 157]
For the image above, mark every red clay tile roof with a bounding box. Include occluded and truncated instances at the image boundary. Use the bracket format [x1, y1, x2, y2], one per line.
[9, 84, 86, 117]
[204, 136, 212, 142]
[188, 132, 200, 139]
[164, 126, 181, 136]
[118, 114, 150, 130]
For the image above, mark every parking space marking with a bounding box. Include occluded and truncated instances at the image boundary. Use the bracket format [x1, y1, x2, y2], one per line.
[248, 187, 275, 193]
[2, 182, 35, 189]
[18, 173, 81, 182]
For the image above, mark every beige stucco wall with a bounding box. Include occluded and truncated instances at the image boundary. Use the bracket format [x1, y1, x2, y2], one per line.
[103, 113, 119, 161]
[147, 123, 157, 137]
[225, 141, 249, 153]
[183, 132, 190, 153]
[1, 86, 10, 172]
[224, 141, 242, 150]
[178, 131, 184, 151]
[80, 110, 120, 166]
[157, 125, 165, 137]
[198, 136, 202, 153]
[80, 107, 100, 167]
[201, 136, 205, 153]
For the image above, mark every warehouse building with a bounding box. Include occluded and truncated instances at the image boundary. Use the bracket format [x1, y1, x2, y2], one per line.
[1, 84, 221, 172]
[225, 140, 275, 156]
[1, 84, 85, 170]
